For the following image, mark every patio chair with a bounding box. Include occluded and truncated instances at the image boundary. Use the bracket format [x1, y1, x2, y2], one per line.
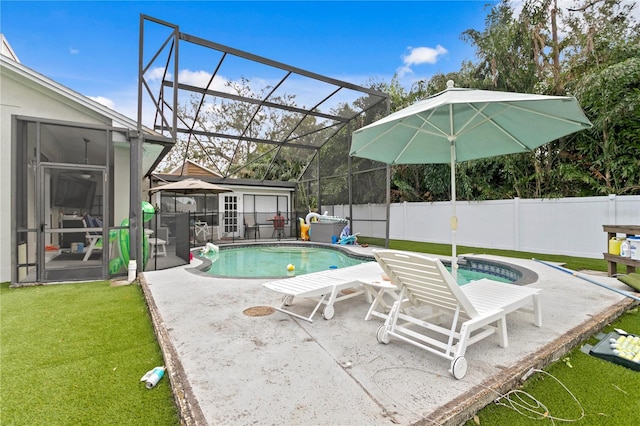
[82, 214, 103, 261]
[263, 262, 383, 322]
[244, 215, 260, 240]
[373, 249, 542, 379]
[194, 221, 210, 242]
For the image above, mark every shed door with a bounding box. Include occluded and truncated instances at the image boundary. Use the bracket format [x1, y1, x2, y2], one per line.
[223, 195, 238, 237]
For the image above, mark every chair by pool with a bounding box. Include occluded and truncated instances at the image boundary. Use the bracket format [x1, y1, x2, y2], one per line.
[373, 249, 542, 379]
[244, 215, 260, 240]
[263, 262, 383, 322]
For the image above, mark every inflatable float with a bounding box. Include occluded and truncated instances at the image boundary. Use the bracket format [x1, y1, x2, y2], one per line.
[200, 242, 219, 256]
[108, 201, 154, 274]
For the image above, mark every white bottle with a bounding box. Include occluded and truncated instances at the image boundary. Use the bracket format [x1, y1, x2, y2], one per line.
[620, 239, 631, 258]
[141, 366, 166, 389]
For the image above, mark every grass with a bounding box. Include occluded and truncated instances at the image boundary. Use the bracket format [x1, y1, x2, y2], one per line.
[0, 281, 179, 425]
[465, 307, 640, 425]
[357, 237, 609, 272]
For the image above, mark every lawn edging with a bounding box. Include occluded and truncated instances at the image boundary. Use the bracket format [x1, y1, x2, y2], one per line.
[139, 274, 208, 426]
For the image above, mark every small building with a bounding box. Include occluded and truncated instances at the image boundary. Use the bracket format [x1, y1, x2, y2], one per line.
[149, 162, 296, 242]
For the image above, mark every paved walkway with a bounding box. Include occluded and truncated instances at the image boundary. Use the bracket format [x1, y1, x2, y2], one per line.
[142, 245, 635, 425]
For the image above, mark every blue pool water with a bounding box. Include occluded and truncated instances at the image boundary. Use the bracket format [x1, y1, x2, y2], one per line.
[202, 246, 364, 278]
[199, 245, 515, 284]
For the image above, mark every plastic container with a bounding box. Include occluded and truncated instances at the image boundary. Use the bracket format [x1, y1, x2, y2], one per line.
[628, 236, 640, 260]
[141, 366, 165, 389]
[620, 239, 631, 258]
[127, 260, 137, 281]
[608, 238, 622, 255]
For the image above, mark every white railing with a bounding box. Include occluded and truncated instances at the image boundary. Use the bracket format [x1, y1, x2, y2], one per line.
[326, 195, 640, 259]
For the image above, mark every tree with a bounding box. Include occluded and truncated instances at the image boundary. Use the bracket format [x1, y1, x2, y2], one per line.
[563, 0, 640, 194]
[383, 0, 639, 201]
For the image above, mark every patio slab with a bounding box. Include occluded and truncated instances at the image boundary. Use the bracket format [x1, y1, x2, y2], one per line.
[141, 247, 636, 425]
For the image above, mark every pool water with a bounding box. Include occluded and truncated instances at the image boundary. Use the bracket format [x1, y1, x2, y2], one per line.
[200, 245, 513, 284]
[203, 246, 364, 278]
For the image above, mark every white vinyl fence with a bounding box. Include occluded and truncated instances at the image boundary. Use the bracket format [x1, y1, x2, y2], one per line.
[326, 195, 640, 259]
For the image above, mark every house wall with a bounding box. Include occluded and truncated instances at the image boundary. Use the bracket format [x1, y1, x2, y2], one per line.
[1, 65, 119, 283]
[114, 145, 131, 225]
[233, 185, 293, 238]
[233, 185, 292, 213]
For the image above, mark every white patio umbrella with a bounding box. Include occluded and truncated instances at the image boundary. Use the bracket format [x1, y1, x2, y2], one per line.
[350, 81, 592, 277]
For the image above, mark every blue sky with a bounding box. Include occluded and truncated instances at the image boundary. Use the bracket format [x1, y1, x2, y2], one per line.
[2, 1, 500, 119]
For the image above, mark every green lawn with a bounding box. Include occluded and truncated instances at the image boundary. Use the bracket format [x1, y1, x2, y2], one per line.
[358, 237, 610, 272]
[465, 307, 640, 425]
[0, 281, 179, 425]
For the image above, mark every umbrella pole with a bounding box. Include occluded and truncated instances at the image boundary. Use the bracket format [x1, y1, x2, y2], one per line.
[450, 137, 458, 280]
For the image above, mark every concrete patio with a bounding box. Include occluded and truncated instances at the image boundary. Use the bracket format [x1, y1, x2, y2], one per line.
[141, 245, 636, 425]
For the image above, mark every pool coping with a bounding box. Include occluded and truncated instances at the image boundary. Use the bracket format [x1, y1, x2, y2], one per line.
[189, 241, 373, 279]
[188, 241, 537, 284]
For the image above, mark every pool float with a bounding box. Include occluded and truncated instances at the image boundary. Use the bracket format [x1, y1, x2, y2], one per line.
[305, 212, 322, 225]
[200, 242, 219, 256]
[108, 202, 154, 274]
[305, 211, 348, 224]
[299, 218, 310, 241]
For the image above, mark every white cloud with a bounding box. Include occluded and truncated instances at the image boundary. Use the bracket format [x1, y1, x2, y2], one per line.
[88, 95, 115, 110]
[94, 66, 380, 130]
[69, 47, 79, 55]
[177, 69, 229, 91]
[146, 66, 171, 82]
[397, 45, 448, 77]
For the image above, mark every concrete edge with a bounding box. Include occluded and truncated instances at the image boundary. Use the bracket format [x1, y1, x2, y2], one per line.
[421, 298, 637, 426]
[139, 273, 208, 426]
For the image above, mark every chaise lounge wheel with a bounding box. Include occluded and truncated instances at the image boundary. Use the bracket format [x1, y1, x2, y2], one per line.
[282, 295, 293, 306]
[450, 356, 468, 379]
[376, 325, 390, 344]
[322, 305, 335, 320]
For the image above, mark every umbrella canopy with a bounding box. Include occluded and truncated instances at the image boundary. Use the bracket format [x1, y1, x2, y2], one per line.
[147, 178, 232, 195]
[350, 81, 592, 276]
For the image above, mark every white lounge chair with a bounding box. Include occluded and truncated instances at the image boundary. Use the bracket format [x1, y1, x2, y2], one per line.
[373, 249, 542, 379]
[82, 215, 103, 262]
[263, 262, 383, 322]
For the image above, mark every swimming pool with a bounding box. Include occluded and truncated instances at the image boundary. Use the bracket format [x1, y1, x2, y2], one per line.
[200, 245, 367, 279]
[197, 244, 533, 284]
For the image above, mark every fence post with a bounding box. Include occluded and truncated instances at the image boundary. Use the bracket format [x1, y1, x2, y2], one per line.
[513, 197, 520, 252]
[608, 194, 617, 225]
[403, 201, 408, 241]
